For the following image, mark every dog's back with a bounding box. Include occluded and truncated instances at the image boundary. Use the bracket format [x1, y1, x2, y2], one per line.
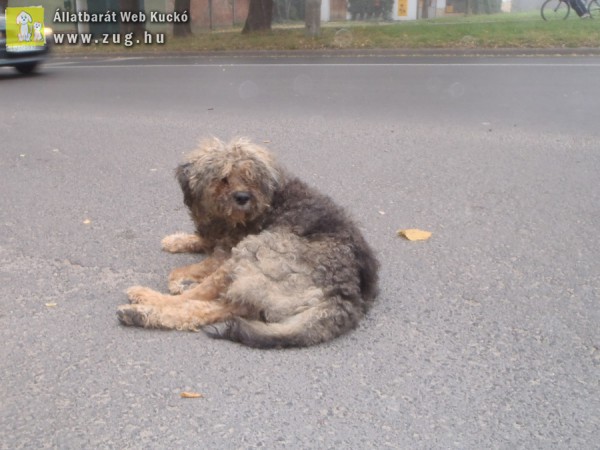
[204, 176, 379, 348]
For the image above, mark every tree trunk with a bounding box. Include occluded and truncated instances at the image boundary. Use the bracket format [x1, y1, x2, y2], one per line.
[173, 0, 192, 37]
[421, 0, 429, 18]
[242, 0, 273, 34]
[305, 0, 321, 37]
[119, 0, 146, 35]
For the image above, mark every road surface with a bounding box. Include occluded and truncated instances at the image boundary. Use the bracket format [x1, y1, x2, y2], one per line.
[1, 54, 599, 448]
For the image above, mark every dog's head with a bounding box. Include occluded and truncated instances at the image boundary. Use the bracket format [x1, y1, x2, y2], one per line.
[176, 138, 283, 225]
[17, 11, 32, 25]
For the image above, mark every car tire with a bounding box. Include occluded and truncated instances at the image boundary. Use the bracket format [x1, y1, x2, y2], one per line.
[14, 62, 39, 74]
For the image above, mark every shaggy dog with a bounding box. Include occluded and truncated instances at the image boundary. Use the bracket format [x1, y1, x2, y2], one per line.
[117, 138, 379, 348]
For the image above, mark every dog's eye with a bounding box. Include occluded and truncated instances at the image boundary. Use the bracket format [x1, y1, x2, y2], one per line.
[221, 177, 229, 185]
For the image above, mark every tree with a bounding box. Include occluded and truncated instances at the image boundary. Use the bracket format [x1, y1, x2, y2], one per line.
[305, 0, 321, 37]
[421, 0, 429, 18]
[119, 0, 146, 35]
[173, 0, 192, 37]
[242, 0, 274, 34]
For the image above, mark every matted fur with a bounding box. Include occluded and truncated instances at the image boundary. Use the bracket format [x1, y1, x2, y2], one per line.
[117, 138, 379, 348]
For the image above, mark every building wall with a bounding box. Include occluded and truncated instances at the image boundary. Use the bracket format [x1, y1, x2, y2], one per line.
[330, 0, 348, 19]
[393, 0, 418, 19]
[511, 0, 543, 11]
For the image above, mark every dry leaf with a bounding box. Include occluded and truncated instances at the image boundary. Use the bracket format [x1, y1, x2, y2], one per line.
[397, 228, 432, 241]
[45, 302, 57, 307]
[180, 391, 203, 399]
[83, 219, 91, 225]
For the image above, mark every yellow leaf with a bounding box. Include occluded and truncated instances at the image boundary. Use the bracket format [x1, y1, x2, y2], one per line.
[180, 391, 203, 399]
[397, 228, 432, 241]
[83, 219, 91, 225]
[45, 302, 57, 307]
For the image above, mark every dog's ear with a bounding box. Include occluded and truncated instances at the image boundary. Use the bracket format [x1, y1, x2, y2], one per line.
[176, 163, 194, 208]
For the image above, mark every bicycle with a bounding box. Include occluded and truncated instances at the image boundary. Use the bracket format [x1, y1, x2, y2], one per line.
[541, 0, 600, 20]
[588, 0, 600, 16]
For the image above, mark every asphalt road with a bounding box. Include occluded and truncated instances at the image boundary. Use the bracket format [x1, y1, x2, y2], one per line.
[1, 54, 599, 449]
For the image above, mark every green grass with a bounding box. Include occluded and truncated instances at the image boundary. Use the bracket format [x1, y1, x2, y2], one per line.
[53, 13, 600, 55]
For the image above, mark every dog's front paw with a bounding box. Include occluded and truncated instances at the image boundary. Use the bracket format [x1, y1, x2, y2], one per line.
[117, 304, 150, 327]
[161, 233, 204, 253]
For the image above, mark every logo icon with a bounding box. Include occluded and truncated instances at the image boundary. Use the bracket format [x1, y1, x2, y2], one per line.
[6, 7, 46, 52]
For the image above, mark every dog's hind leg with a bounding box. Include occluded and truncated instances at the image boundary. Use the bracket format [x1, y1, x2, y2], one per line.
[167, 250, 229, 294]
[203, 301, 360, 348]
[119, 264, 235, 329]
[126, 285, 183, 306]
[128, 262, 230, 304]
[117, 300, 238, 331]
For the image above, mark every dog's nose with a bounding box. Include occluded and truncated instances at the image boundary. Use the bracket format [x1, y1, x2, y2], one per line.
[233, 192, 251, 206]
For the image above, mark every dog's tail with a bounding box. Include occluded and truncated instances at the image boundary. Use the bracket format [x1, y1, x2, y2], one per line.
[202, 303, 362, 349]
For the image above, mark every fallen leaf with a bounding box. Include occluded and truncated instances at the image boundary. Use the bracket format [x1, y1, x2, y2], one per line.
[397, 228, 432, 241]
[180, 391, 203, 399]
[83, 219, 91, 225]
[45, 302, 57, 307]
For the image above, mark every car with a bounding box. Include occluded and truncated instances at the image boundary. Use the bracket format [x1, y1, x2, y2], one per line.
[0, 13, 51, 74]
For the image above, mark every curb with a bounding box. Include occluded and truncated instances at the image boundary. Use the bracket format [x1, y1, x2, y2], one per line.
[51, 47, 600, 59]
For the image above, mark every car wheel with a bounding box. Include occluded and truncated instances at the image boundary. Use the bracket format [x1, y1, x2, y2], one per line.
[14, 62, 39, 74]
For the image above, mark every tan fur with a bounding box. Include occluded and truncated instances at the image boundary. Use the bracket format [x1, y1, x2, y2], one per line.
[167, 250, 229, 294]
[161, 232, 205, 253]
